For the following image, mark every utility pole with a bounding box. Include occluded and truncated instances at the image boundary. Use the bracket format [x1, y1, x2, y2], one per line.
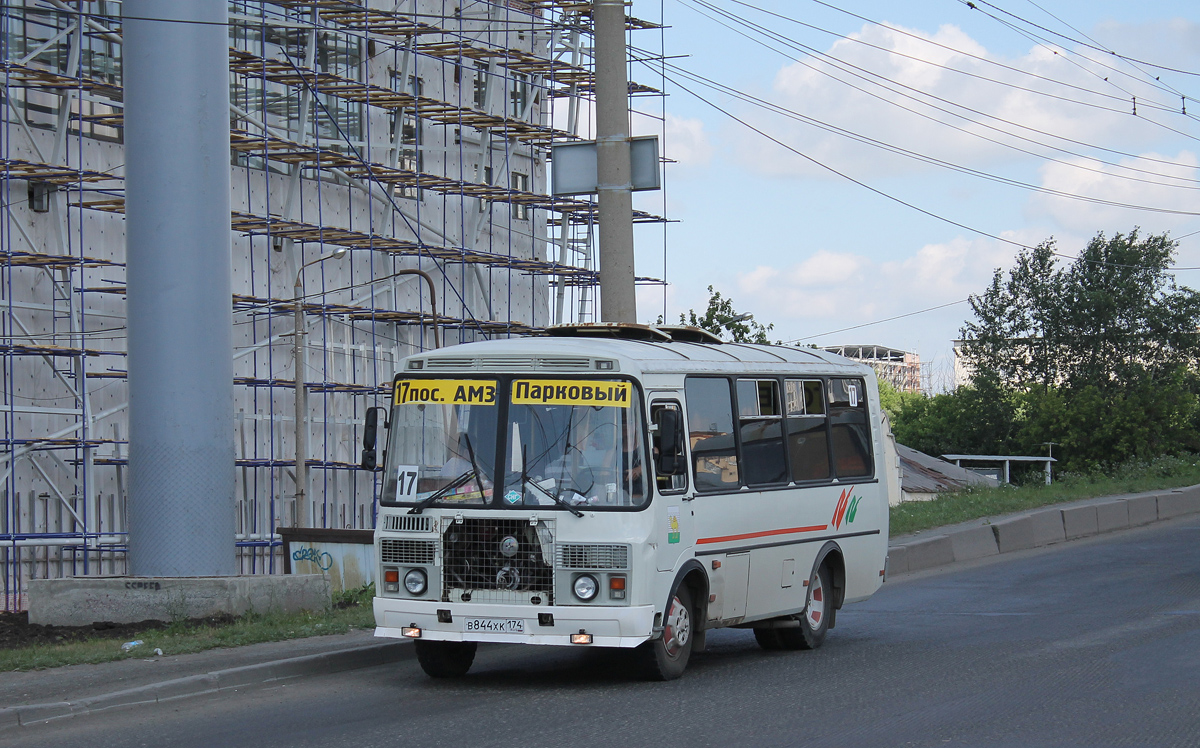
[593, 0, 637, 323]
[124, 0, 235, 576]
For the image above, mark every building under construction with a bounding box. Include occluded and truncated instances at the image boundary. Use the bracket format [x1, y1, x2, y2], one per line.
[821, 345, 925, 394]
[0, 0, 667, 609]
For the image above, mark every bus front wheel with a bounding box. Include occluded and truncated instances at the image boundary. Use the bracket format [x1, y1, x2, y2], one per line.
[414, 640, 477, 678]
[637, 585, 695, 680]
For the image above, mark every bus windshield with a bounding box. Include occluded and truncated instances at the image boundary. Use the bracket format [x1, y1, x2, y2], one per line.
[382, 377, 648, 510]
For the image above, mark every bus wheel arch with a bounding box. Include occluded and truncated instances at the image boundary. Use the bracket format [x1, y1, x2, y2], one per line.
[636, 561, 708, 680]
[668, 559, 710, 627]
[812, 542, 846, 630]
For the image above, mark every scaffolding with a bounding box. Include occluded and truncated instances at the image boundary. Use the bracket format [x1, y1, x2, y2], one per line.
[0, 0, 669, 610]
[822, 344, 927, 394]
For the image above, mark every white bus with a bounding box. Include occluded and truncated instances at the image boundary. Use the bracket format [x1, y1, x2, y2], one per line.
[362, 325, 896, 680]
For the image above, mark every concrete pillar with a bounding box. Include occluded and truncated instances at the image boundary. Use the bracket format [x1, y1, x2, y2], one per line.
[124, 1, 236, 576]
[594, 0, 636, 323]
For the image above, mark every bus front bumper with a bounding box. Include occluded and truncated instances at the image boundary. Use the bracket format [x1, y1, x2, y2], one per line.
[374, 597, 656, 648]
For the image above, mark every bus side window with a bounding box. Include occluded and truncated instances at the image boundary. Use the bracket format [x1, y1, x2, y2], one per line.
[785, 379, 830, 481]
[829, 378, 872, 479]
[736, 379, 787, 486]
[684, 377, 739, 492]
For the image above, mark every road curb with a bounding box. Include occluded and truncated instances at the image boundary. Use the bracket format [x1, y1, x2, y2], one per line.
[888, 484, 1200, 578]
[1, 640, 412, 727]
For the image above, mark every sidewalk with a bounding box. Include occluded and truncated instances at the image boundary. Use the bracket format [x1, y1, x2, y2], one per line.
[0, 629, 411, 727]
[886, 483, 1200, 576]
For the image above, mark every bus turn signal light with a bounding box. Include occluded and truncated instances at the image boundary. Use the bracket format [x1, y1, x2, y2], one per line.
[571, 631, 593, 645]
[609, 575, 626, 599]
[401, 626, 421, 638]
[384, 569, 399, 583]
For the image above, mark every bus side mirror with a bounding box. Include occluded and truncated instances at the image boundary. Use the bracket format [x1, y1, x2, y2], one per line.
[654, 408, 684, 476]
[360, 406, 388, 470]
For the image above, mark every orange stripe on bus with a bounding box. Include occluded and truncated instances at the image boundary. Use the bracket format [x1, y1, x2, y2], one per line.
[697, 525, 828, 545]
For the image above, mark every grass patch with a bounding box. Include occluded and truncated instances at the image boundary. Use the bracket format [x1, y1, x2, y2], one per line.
[0, 583, 376, 672]
[891, 453, 1200, 537]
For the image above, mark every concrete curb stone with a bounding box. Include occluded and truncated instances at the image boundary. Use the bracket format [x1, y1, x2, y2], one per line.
[0, 706, 21, 728]
[1127, 495, 1158, 526]
[15, 702, 74, 726]
[949, 526, 999, 562]
[8, 641, 411, 726]
[887, 483, 1200, 582]
[74, 688, 157, 714]
[991, 516, 1035, 553]
[1028, 509, 1066, 546]
[1158, 488, 1200, 519]
[902, 535, 954, 572]
[1095, 501, 1130, 534]
[1061, 505, 1099, 540]
[154, 674, 219, 702]
[885, 545, 908, 577]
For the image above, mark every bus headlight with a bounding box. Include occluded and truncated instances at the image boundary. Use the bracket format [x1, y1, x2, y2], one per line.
[404, 568, 428, 595]
[573, 574, 599, 602]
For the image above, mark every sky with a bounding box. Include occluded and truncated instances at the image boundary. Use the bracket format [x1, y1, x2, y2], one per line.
[616, 0, 1200, 389]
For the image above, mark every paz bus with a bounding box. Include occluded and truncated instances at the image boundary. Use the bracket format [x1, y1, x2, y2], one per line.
[361, 325, 898, 680]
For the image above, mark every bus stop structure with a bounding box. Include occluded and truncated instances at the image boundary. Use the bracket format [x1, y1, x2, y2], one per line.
[941, 454, 1057, 485]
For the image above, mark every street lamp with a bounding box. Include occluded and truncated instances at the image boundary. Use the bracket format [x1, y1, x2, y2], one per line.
[293, 247, 347, 527]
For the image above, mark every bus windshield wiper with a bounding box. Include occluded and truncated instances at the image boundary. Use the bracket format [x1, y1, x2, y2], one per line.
[408, 436, 489, 515]
[407, 469, 475, 514]
[514, 444, 582, 516]
[522, 475, 584, 517]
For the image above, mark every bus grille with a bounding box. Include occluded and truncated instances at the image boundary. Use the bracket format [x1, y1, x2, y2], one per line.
[442, 519, 553, 600]
[557, 544, 630, 570]
[379, 539, 436, 564]
[383, 515, 432, 533]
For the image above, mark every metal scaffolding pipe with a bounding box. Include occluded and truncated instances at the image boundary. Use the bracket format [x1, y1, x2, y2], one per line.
[124, 0, 236, 576]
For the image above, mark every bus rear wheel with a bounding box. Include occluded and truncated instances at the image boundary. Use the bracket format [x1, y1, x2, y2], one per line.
[777, 563, 832, 650]
[637, 585, 695, 680]
[414, 640, 477, 678]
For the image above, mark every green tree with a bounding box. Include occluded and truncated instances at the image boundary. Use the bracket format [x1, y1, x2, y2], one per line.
[951, 229, 1200, 469]
[960, 230, 1200, 390]
[671, 285, 775, 344]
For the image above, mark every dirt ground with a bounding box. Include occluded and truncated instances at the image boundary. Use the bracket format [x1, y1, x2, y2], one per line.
[0, 611, 235, 650]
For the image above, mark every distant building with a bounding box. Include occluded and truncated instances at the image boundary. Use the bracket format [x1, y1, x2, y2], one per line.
[952, 341, 973, 388]
[823, 344, 924, 393]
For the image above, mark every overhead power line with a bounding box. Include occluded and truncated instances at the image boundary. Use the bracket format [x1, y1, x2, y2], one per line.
[656, 60, 1200, 206]
[654, 69, 1200, 273]
[961, 0, 1200, 78]
[681, 0, 1200, 150]
[664, 3, 1200, 192]
[718, 0, 1187, 116]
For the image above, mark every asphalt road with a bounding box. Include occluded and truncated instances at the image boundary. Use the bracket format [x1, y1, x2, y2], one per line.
[8, 517, 1200, 748]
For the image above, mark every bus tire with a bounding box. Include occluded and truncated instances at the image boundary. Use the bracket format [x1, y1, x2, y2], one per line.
[753, 628, 784, 651]
[637, 585, 695, 680]
[414, 640, 477, 678]
[778, 563, 832, 650]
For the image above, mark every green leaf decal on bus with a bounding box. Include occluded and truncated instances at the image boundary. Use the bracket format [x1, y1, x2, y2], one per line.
[846, 495, 861, 523]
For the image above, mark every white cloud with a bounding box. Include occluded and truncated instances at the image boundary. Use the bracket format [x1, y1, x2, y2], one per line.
[661, 114, 712, 167]
[733, 20, 1199, 181]
[717, 234, 1029, 347]
[1027, 150, 1200, 235]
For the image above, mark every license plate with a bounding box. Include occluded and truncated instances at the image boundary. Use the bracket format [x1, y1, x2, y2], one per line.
[463, 617, 525, 634]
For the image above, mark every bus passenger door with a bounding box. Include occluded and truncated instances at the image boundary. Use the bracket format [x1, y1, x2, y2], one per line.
[651, 399, 693, 572]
